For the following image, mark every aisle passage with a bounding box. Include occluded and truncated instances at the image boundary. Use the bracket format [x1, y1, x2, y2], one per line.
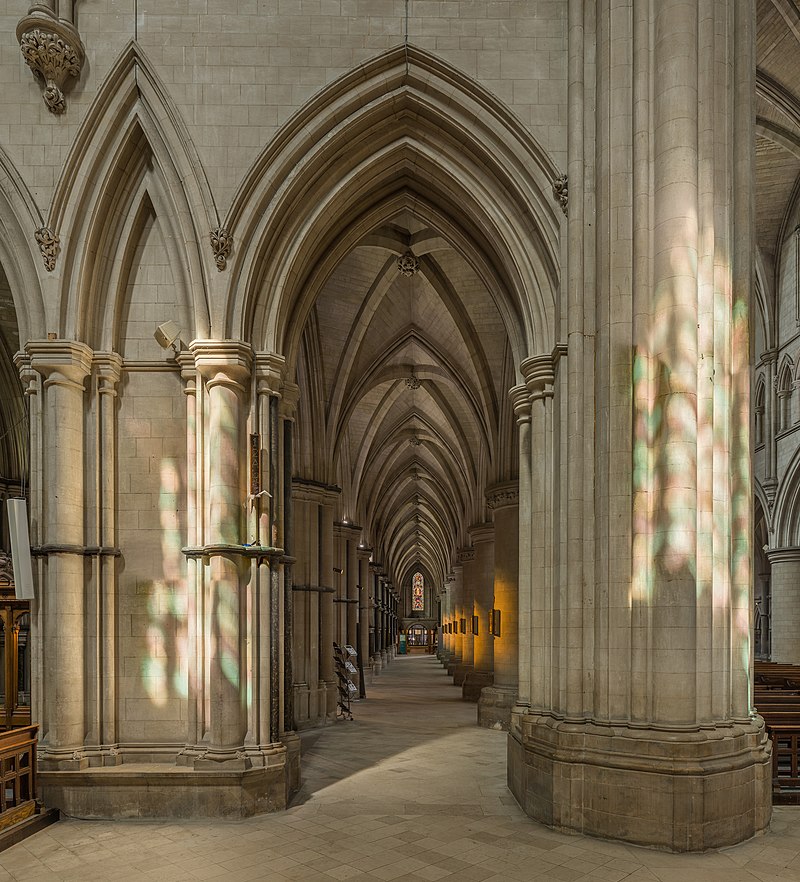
[1, 656, 800, 881]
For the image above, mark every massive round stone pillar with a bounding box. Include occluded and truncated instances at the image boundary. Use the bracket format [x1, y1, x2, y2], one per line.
[28, 340, 92, 769]
[769, 548, 800, 664]
[463, 525, 494, 701]
[508, 0, 770, 851]
[479, 482, 519, 729]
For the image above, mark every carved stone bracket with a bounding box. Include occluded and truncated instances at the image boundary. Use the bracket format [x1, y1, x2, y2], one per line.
[16, 15, 84, 115]
[397, 250, 419, 276]
[210, 227, 232, 271]
[34, 226, 60, 271]
[552, 173, 568, 216]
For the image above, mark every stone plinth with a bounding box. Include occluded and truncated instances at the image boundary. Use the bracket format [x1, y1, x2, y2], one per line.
[462, 669, 493, 703]
[508, 714, 772, 852]
[40, 739, 300, 820]
[478, 685, 516, 730]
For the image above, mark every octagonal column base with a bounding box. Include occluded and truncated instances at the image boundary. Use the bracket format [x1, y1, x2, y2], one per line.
[507, 712, 772, 851]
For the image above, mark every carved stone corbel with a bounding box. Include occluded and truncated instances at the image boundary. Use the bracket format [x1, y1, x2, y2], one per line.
[16, 13, 84, 115]
[552, 173, 568, 216]
[34, 226, 60, 271]
[210, 228, 232, 271]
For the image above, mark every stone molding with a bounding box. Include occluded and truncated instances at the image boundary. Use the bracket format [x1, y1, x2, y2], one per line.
[508, 384, 531, 424]
[766, 546, 800, 563]
[210, 227, 232, 271]
[486, 481, 519, 510]
[457, 548, 475, 564]
[16, 13, 84, 114]
[468, 523, 494, 545]
[34, 227, 60, 271]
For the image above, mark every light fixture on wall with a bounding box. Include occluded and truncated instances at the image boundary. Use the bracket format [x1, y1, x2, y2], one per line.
[153, 320, 184, 354]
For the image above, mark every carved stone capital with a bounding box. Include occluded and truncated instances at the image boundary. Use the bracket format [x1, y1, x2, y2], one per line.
[191, 340, 253, 391]
[457, 548, 475, 564]
[520, 353, 556, 396]
[34, 227, 60, 271]
[17, 14, 84, 114]
[552, 173, 568, 216]
[210, 227, 232, 271]
[508, 384, 531, 424]
[27, 339, 93, 389]
[486, 481, 519, 511]
[93, 352, 123, 393]
[254, 351, 286, 396]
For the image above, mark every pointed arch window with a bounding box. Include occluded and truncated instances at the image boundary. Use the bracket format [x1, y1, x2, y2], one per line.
[755, 376, 766, 446]
[778, 359, 794, 432]
[412, 572, 424, 612]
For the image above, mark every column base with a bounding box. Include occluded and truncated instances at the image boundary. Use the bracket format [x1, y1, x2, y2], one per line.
[40, 742, 295, 819]
[478, 684, 516, 730]
[452, 663, 472, 686]
[507, 711, 772, 851]
[446, 656, 462, 677]
[292, 683, 329, 729]
[462, 669, 493, 702]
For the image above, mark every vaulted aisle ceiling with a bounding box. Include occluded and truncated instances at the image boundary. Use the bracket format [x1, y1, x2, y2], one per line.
[295, 208, 517, 593]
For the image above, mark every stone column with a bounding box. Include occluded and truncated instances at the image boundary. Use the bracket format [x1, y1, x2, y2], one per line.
[454, 548, 475, 686]
[463, 524, 494, 702]
[345, 529, 359, 649]
[369, 564, 379, 670]
[357, 545, 372, 695]
[192, 342, 251, 762]
[28, 340, 92, 769]
[319, 494, 336, 717]
[769, 548, 800, 664]
[291, 483, 322, 727]
[762, 349, 778, 508]
[479, 482, 519, 729]
[446, 564, 463, 677]
[508, 0, 771, 851]
[94, 353, 122, 757]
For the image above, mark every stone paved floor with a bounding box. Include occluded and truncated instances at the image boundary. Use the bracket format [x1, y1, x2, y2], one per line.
[1, 653, 800, 881]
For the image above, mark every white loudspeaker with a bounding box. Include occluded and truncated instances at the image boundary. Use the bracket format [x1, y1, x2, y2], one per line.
[7, 498, 35, 600]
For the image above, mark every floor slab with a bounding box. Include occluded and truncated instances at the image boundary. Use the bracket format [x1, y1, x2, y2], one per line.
[1, 655, 799, 881]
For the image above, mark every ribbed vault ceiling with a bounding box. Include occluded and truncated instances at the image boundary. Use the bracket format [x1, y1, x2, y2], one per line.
[756, 0, 800, 258]
[295, 208, 516, 593]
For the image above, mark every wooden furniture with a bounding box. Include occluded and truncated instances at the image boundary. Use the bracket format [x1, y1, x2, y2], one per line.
[755, 661, 800, 803]
[0, 554, 30, 730]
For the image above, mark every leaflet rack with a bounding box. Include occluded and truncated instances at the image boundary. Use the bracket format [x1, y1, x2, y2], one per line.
[333, 642, 358, 720]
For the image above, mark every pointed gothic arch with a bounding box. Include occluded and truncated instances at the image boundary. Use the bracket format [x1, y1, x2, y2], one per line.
[46, 42, 214, 345]
[223, 44, 561, 368]
[0, 146, 46, 343]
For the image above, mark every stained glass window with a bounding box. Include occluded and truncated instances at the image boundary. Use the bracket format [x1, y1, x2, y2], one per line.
[412, 572, 424, 611]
